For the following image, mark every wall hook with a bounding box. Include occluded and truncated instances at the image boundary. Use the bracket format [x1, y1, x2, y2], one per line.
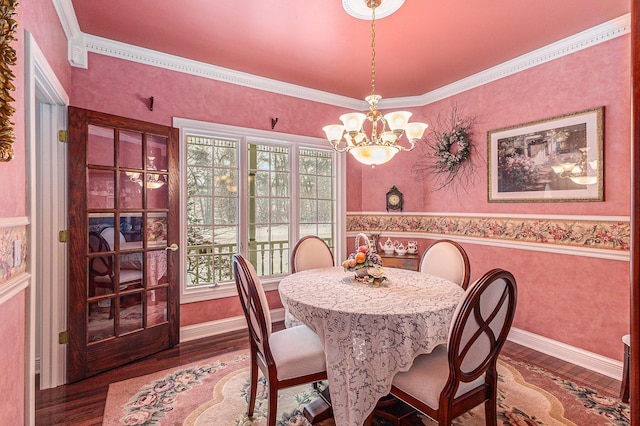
[149, 96, 154, 111]
[271, 117, 278, 129]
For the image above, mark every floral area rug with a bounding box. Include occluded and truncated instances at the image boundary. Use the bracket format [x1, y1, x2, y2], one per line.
[103, 351, 630, 425]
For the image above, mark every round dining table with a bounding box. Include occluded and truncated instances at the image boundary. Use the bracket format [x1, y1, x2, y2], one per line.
[278, 266, 465, 426]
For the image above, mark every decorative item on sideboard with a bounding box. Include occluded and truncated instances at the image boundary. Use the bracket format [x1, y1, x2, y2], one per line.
[368, 233, 380, 253]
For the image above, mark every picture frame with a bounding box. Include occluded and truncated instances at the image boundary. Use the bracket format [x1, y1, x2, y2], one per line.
[488, 107, 604, 202]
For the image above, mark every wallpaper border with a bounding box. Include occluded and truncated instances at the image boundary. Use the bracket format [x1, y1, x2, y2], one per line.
[0, 217, 28, 284]
[347, 213, 630, 258]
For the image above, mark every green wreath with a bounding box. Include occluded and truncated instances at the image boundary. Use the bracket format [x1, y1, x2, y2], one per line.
[434, 126, 470, 173]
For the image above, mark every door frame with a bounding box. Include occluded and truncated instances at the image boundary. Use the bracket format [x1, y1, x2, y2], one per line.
[25, 30, 69, 422]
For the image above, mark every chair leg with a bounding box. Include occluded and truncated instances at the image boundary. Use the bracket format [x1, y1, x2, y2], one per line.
[267, 383, 278, 426]
[621, 343, 630, 403]
[485, 391, 498, 426]
[247, 358, 258, 417]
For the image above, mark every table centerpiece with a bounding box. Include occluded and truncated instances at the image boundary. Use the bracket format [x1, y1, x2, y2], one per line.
[341, 233, 387, 285]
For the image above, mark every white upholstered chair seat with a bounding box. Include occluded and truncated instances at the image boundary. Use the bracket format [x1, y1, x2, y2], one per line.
[269, 325, 326, 381]
[392, 345, 486, 409]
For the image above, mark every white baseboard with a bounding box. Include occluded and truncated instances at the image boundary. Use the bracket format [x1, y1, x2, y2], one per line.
[180, 311, 622, 381]
[508, 327, 623, 380]
[179, 308, 285, 343]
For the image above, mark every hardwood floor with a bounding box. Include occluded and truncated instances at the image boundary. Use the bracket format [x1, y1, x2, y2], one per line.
[35, 328, 624, 425]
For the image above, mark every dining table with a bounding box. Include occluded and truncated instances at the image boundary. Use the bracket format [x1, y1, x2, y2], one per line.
[278, 266, 465, 426]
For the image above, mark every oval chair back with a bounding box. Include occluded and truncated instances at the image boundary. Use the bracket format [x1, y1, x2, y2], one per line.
[441, 268, 517, 423]
[291, 235, 334, 273]
[420, 239, 471, 289]
[389, 268, 517, 425]
[287, 236, 334, 328]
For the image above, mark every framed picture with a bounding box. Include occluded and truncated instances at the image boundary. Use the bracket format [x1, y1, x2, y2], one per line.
[488, 107, 604, 202]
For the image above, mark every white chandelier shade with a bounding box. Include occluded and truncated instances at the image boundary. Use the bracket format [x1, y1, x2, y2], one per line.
[323, 0, 427, 167]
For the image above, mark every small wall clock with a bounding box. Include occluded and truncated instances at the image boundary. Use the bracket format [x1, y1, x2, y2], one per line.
[386, 186, 403, 212]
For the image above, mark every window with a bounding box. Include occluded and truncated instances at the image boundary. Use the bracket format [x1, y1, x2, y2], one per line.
[299, 149, 335, 251]
[185, 136, 238, 287]
[176, 119, 345, 302]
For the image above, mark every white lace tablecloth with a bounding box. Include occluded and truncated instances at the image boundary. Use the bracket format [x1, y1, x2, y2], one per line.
[278, 266, 465, 426]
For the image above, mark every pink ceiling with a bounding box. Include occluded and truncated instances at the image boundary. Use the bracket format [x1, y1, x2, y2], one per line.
[71, 0, 630, 100]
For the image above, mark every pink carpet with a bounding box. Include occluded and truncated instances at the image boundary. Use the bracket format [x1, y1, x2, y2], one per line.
[103, 351, 630, 425]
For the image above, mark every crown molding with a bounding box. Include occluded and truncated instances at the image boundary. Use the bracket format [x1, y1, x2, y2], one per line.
[54, 0, 629, 109]
[382, 13, 631, 109]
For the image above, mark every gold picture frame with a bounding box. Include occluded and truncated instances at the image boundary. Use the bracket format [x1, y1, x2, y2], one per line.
[488, 107, 604, 202]
[0, 0, 18, 162]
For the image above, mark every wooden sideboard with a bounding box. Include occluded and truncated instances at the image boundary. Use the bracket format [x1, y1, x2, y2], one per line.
[379, 252, 420, 271]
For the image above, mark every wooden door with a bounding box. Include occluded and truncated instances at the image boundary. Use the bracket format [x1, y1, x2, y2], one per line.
[67, 107, 180, 382]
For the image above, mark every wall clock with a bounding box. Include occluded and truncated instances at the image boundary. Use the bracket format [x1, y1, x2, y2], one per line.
[386, 186, 403, 212]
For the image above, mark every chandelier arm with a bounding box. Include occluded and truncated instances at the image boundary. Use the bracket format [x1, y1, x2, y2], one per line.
[331, 141, 351, 153]
[395, 141, 417, 152]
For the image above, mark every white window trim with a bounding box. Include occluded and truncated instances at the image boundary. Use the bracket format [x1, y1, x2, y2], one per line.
[173, 117, 347, 304]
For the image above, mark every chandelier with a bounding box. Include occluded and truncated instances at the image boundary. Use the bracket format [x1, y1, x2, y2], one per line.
[125, 156, 167, 190]
[323, 0, 427, 167]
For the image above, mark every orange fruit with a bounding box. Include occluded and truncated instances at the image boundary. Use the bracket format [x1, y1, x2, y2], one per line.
[354, 252, 366, 263]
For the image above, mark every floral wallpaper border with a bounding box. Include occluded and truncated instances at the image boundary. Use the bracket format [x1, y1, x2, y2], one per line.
[347, 214, 630, 252]
[0, 226, 27, 283]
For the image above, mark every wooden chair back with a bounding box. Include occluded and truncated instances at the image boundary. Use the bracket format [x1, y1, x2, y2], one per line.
[88, 231, 113, 278]
[233, 254, 273, 361]
[443, 268, 517, 411]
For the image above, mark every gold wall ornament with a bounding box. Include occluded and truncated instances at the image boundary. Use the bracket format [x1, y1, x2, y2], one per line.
[0, 0, 18, 162]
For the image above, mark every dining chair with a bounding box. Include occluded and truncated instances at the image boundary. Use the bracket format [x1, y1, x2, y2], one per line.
[419, 239, 471, 289]
[89, 231, 143, 318]
[620, 333, 630, 403]
[286, 236, 334, 328]
[388, 268, 517, 425]
[233, 254, 328, 425]
[291, 235, 334, 273]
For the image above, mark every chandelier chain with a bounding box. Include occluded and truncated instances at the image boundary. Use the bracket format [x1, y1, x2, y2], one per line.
[370, 0, 377, 96]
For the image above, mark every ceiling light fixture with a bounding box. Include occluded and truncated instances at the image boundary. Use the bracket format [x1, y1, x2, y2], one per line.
[125, 156, 167, 190]
[323, 0, 427, 167]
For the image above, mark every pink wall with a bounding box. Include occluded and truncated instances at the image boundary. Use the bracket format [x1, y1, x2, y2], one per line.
[0, 0, 72, 218]
[0, 292, 26, 425]
[0, 1, 71, 423]
[353, 37, 630, 215]
[71, 54, 349, 324]
[348, 36, 631, 360]
[71, 35, 631, 360]
[71, 53, 345, 137]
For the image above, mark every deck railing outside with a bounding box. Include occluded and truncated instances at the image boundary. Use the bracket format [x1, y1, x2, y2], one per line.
[187, 238, 334, 287]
